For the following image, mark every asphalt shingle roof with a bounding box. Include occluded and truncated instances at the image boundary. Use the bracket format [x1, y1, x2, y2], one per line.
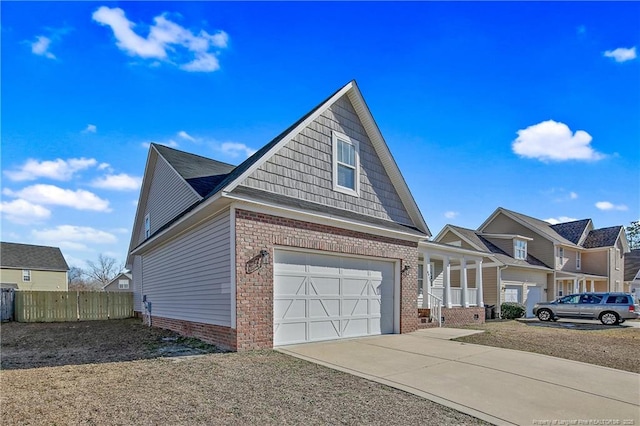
[549, 219, 591, 245]
[0, 242, 69, 271]
[625, 249, 640, 281]
[498, 208, 579, 247]
[447, 225, 551, 269]
[583, 226, 624, 249]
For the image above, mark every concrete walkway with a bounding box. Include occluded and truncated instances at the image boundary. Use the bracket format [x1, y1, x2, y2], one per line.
[278, 329, 640, 425]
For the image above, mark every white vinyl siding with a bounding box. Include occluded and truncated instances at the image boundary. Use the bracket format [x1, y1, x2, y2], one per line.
[141, 209, 232, 326]
[137, 155, 200, 245]
[132, 256, 143, 312]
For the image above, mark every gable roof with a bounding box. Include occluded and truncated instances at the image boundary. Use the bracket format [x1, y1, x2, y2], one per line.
[102, 272, 133, 290]
[549, 219, 592, 245]
[443, 225, 551, 269]
[483, 208, 579, 247]
[625, 249, 640, 281]
[0, 242, 69, 271]
[153, 144, 235, 197]
[130, 80, 430, 255]
[582, 226, 625, 249]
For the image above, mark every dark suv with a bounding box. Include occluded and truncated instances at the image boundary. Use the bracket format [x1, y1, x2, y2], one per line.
[533, 292, 640, 325]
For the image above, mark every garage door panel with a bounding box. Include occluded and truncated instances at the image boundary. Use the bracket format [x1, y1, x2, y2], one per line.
[343, 278, 368, 295]
[343, 318, 370, 336]
[274, 250, 395, 346]
[309, 299, 339, 318]
[309, 320, 340, 340]
[343, 298, 369, 316]
[274, 299, 306, 320]
[275, 276, 306, 295]
[309, 277, 340, 295]
[274, 322, 306, 345]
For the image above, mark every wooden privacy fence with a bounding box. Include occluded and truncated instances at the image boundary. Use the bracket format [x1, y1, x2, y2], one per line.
[14, 291, 133, 322]
[1, 288, 15, 321]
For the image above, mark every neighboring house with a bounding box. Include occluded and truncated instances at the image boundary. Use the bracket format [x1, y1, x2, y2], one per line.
[127, 81, 431, 351]
[102, 272, 133, 292]
[432, 208, 630, 317]
[0, 242, 69, 291]
[624, 249, 640, 301]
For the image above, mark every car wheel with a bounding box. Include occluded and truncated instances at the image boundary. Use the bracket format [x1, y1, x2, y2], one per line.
[537, 309, 553, 322]
[599, 312, 620, 326]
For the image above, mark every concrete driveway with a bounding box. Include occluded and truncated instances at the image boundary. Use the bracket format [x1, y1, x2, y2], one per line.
[278, 329, 640, 425]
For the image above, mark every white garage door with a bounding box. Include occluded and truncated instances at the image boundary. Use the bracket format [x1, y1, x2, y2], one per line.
[273, 250, 395, 346]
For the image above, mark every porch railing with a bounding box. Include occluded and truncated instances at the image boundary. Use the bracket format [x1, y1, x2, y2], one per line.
[426, 292, 442, 327]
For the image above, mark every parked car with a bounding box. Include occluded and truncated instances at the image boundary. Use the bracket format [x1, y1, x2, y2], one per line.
[533, 292, 640, 325]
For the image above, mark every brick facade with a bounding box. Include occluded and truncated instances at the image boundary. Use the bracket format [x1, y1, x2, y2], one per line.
[235, 208, 420, 351]
[417, 306, 485, 329]
[150, 315, 237, 351]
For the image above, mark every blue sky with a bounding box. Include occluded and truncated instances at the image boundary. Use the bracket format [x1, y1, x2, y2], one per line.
[2, 1, 639, 268]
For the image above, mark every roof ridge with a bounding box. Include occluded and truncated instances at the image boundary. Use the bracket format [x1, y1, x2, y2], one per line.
[152, 143, 237, 168]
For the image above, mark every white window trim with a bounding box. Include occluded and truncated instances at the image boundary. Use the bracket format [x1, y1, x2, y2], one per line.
[118, 279, 129, 290]
[144, 214, 150, 239]
[22, 270, 31, 282]
[576, 252, 581, 270]
[332, 131, 360, 197]
[615, 248, 620, 270]
[514, 239, 527, 260]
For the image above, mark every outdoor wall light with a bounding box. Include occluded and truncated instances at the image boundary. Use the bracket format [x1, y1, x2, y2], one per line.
[259, 249, 270, 265]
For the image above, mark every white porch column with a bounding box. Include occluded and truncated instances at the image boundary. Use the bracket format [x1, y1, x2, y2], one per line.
[581, 279, 586, 293]
[590, 280, 594, 292]
[476, 259, 484, 306]
[444, 256, 452, 308]
[461, 257, 469, 308]
[424, 253, 431, 309]
[573, 278, 578, 293]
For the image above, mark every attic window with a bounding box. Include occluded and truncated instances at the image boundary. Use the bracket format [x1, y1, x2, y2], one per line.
[22, 270, 31, 282]
[144, 214, 150, 239]
[332, 131, 360, 196]
[514, 239, 527, 260]
[118, 279, 129, 290]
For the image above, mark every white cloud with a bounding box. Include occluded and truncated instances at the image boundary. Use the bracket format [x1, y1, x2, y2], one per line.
[92, 6, 229, 72]
[4, 185, 111, 212]
[604, 47, 637, 63]
[83, 124, 97, 133]
[32, 225, 118, 245]
[31, 36, 56, 59]
[512, 120, 604, 162]
[178, 130, 195, 141]
[595, 201, 628, 211]
[0, 199, 51, 224]
[444, 211, 459, 219]
[569, 192, 578, 200]
[91, 173, 142, 191]
[98, 163, 111, 170]
[544, 216, 578, 225]
[220, 142, 256, 158]
[4, 157, 97, 181]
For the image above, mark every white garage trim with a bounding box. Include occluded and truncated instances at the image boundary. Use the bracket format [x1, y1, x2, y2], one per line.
[273, 247, 399, 346]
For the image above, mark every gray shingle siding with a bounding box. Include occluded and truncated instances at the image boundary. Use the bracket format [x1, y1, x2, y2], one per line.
[140, 209, 231, 326]
[240, 96, 412, 225]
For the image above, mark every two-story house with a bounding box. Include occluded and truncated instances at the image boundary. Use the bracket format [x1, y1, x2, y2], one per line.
[0, 242, 69, 291]
[431, 208, 629, 317]
[127, 81, 431, 351]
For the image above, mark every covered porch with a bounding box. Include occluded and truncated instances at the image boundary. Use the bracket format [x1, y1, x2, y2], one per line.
[554, 271, 608, 297]
[418, 241, 491, 327]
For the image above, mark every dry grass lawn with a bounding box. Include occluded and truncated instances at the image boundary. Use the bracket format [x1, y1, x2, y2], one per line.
[455, 319, 640, 373]
[1, 320, 487, 425]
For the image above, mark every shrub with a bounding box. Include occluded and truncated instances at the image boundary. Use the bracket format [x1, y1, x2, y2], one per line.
[501, 302, 526, 319]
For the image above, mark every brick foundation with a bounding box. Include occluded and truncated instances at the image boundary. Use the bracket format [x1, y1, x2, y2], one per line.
[417, 306, 485, 329]
[150, 315, 237, 351]
[235, 208, 420, 351]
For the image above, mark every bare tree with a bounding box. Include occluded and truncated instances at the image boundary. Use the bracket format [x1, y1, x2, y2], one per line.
[84, 254, 123, 287]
